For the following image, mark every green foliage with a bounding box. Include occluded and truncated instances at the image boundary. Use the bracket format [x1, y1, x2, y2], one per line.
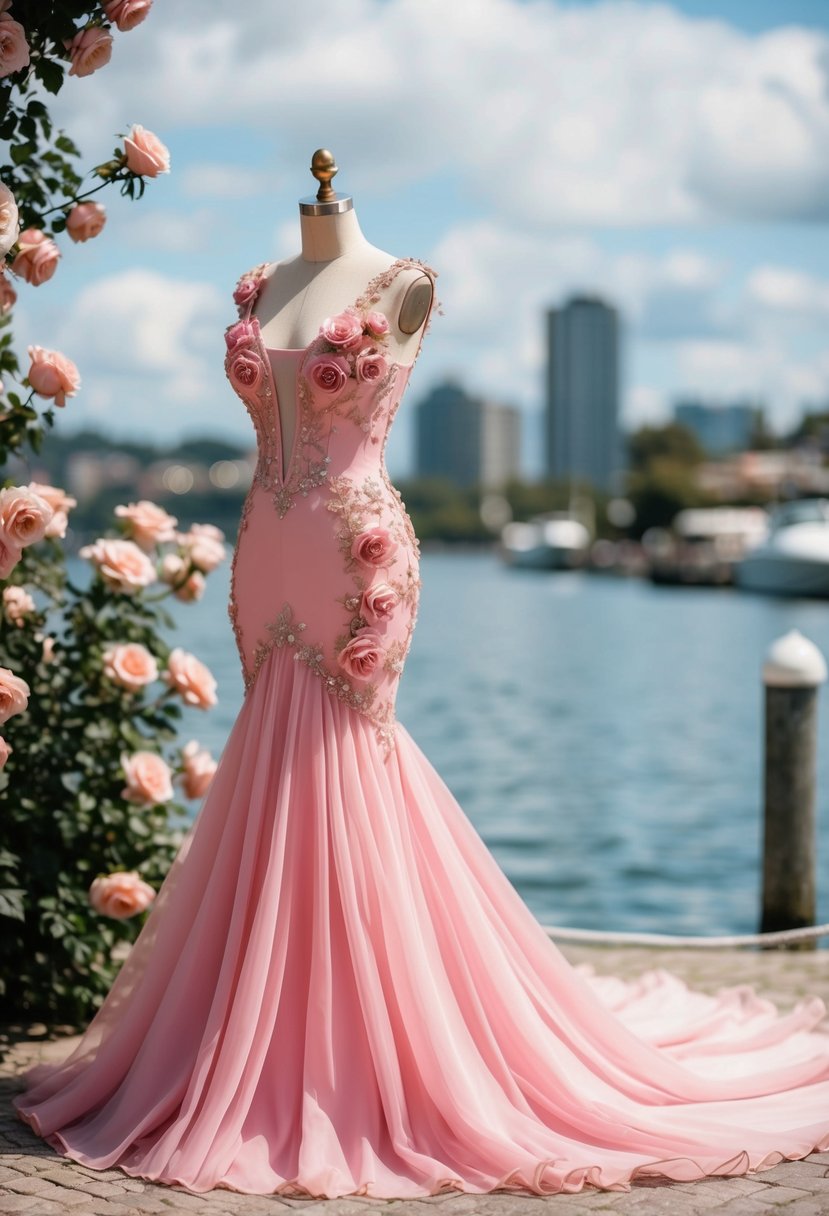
[0, 5, 194, 1027]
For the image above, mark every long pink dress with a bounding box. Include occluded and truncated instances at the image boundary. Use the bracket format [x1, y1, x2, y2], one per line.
[12, 256, 829, 1199]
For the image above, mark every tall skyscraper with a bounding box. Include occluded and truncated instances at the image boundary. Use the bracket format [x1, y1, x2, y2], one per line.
[415, 380, 521, 488]
[544, 296, 622, 493]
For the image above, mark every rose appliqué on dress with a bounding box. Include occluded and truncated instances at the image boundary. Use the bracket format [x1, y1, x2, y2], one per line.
[304, 307, 391, 403]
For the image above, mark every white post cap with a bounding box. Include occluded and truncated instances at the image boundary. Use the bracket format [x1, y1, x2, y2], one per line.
[763, 629, 828, 688]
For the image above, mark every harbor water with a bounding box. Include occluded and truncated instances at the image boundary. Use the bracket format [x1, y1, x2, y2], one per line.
[125, 550, 829, 938]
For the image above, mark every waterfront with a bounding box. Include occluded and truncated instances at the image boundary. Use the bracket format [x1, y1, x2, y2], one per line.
[139, 549, 829, 938]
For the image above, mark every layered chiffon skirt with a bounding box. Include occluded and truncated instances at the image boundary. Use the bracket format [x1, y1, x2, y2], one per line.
[12, 644, 829, 1198]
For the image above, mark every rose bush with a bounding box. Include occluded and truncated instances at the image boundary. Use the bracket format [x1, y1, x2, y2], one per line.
[0, 1, 221, 1027]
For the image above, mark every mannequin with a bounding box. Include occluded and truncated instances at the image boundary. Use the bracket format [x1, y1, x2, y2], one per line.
[253, 150, 433, 472]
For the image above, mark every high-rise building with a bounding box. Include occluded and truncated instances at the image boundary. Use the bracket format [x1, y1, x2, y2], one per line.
[674, 399, 763, 456]
[415, 380, 521, 488]
[544, 296, 622, 493]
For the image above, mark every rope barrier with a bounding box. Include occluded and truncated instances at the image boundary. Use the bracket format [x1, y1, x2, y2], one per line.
[541, 922, 829, 949]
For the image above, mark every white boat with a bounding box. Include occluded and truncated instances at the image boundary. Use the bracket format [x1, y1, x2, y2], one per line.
[734, 498, 829, 598]
[498, 512, 591, 570]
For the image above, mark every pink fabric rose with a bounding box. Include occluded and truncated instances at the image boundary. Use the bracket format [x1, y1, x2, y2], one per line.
[364, 311, 390, 337]
[66, 202, 106, 243]
[123, 124, 170, 177]
[0, 10, 30, 78]
[337, 629, 384, 682]
[0, 181, 18, 258]
[103, 642, 159, 692]
[354, 344, 388, 384]
[232, 277, 260, 308]
[0, 666, 29, 724]
[0, 485, 54, 547]
[180, 739, 217, 799]
[103, 0, 152, 31]
[0, 269, 16, 315]
[306, 353, 350, 397]
[27, 481, 77, 539]
[64, 25, 113, 77]
[180, 528, 225, 573]
[225, 318, 255, 352]
[121, 750, 174, 805]
[164, 647, 217, 709]
[361, 581, 398, 622]
[3, 585, 34, 626]
[320, 309, 364, 350]
[89, 871, 156, 920]
[114, 500, 177, 551]
[11, 229, 60, 286]
[351, 527, 398, 568]
[26, 346, 80, 407]
[0, 735, 11, 769]
[78, 537, 157, 593]
[0, 527, 21, 578]
[229, 348, 264, 392]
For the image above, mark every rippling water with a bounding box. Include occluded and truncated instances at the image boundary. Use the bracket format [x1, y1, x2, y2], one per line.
[80, 551, 829, 938]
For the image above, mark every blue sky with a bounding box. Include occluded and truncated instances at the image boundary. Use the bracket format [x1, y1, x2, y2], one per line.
[6, 0, 829, 478]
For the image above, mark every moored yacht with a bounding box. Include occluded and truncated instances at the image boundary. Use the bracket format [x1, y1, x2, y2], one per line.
[734, 497, 829, 598]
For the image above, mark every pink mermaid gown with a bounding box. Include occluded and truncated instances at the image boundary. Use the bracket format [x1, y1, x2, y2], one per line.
[12, 256, 829, 1199]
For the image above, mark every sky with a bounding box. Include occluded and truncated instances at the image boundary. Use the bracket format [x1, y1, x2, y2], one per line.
[6, 0, 829, 477]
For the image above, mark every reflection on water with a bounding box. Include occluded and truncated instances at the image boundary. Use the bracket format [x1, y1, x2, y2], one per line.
[85, 551, 829, 937]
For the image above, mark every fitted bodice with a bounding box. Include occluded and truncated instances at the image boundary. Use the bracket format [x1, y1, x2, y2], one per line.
[223, 256, 438, 756]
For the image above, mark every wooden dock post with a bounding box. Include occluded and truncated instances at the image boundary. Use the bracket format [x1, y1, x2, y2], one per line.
[760, 629, 826, 949]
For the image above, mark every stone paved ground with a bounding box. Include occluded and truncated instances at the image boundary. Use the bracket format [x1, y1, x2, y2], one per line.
[2, 944, 828, 1216]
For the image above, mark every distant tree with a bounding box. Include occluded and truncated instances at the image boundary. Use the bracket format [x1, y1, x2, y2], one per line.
[627, 422, 704, 471]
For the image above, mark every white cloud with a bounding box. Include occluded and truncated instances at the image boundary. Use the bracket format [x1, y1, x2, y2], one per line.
[46, 0, 829, 227]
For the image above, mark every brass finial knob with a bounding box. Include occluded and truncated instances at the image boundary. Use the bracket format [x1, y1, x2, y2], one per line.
[310, 149, 338, 203]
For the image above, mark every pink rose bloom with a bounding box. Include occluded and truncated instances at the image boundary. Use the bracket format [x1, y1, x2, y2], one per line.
[41, 635, 56, 664]
[0, 665, 29, 724]
[0, 527, 21, 578]
[64, 25, 113, 77]
[188, 521, 225, 543]
[121, 749, 174, 805]
[103, 642, 158, 692]
[180, 528, 225, 572]
[229, 348, 264, 392]
[0, 735, 11, 769]
[123, 124, 170, 177]
[11, 229, 60, 286]
[27, 480, 77, 538]
[364, 311, 390, 337]
[224, 318, 255, 352]
[320, 308, 365, 350]
[0, 181, 19, 258]
[66, 201, 106, 243]
[0, 11, 29, 78]
[114, 500, 177, 551]
[232, 277, 260, 308]
[78, 537, 157, 593]
[89, 871, 155, 920]
[3, 584, 35, 627]
[0, 485, 54, 547]
[361, 581, 398, 621]
[0, 269, 16, 314]
[26, 346, 80, 406]
[180, 739, 216, 799]
[306, 353, 350, 397]
[164, 647, 217, 709]
[351, 527, 398, 568]
[337, 628, 384, 682]
[173, 570, 205, 602]
[103, 0, 153, 31]
[354, 344, 388, 384]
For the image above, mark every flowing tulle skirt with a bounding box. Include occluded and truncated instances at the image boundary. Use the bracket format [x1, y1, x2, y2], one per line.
[12, 645, 829, 1198]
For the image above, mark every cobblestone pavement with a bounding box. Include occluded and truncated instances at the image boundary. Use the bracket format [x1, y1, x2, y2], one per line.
[2, 945, 828, 1216]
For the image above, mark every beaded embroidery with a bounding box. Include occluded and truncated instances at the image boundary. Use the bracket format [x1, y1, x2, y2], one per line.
[225, 256, 437, 757]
